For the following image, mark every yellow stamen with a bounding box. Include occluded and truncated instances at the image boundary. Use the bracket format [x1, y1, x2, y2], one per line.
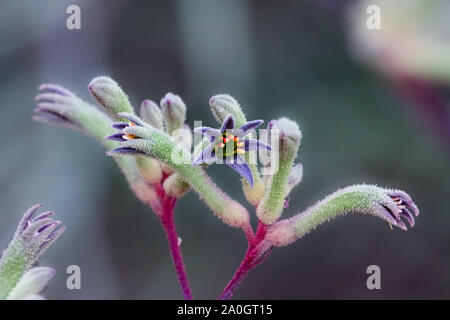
[237, 141, 244, 147]
[123, 134, 136, 140]
[237, 148, 245, 154]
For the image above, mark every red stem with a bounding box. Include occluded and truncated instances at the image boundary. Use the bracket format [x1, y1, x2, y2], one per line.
[218, 221, 270, 300]
[157, 183, 193, 300]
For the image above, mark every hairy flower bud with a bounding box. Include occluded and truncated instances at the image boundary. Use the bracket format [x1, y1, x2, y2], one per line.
[88, 76, 134, 120]
[209, 94, 247, 127]
[140, 99, 164, 131]
[160, 92, 186, 135]
[6, 267, 55, 300]
[135, 156, 163, 184]
[163, 174, 190, 198]
[257, 118, 302, 224]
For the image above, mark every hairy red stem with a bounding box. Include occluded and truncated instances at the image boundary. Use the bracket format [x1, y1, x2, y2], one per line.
[157, 181, 193, 300]
[219, 222, 270, 300]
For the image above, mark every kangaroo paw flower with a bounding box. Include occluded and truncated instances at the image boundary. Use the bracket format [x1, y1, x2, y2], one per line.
[0, 204, 65, 299]
[192, 115, 269, 186]
[33, 83, 115, 143]
[266, 185, 420, 247]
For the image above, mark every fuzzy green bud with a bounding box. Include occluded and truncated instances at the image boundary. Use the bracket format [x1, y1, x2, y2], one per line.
[160, 92, 186, 135]
[257, 118, 302, 224]
[163, 173, 191, 198]
[140, 99, 164, 131]
[88, 76, 134, 120]
[209, 94, 246, 127]
[135, 156, 163, 184]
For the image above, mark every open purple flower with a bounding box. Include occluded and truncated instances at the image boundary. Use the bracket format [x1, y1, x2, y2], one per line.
[192, 115, 271, 186]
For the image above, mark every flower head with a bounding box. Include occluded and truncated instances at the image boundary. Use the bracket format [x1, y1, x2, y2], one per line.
[266, 185, 420, 247]
[0, 204, 65, 299]
[12, 204, 65, 262]
[33, 84, 81, 130]
[33, 84, 115, 144]
[192, 115, 271, 186]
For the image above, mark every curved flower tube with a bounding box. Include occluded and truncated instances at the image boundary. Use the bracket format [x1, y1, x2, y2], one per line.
[266, 185, 419, 247]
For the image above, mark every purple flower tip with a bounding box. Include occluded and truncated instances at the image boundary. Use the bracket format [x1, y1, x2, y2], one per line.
[112, 122, 129, 130]
[105, 133, 127, 142]
[386, 192, 419, 229]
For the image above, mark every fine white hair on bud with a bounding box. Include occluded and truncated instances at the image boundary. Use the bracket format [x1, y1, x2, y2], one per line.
[257, 118, 302, 225]
[88, 76, 134, 119]
[160, 92, 186, 135]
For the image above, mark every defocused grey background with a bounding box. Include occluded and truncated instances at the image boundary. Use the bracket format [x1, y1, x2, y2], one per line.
[0, 0, 449, 299]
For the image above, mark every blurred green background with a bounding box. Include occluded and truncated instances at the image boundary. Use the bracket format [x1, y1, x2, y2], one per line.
[0, 0, 449, 299]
